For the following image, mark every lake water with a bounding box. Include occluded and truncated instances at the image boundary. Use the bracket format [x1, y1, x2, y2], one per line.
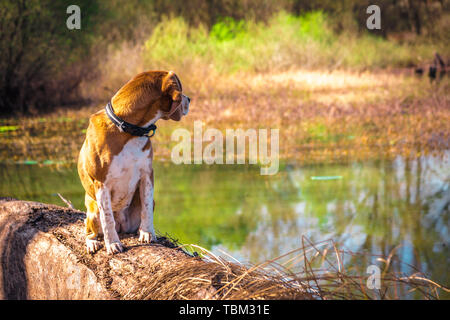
[1, 154, 449, 297]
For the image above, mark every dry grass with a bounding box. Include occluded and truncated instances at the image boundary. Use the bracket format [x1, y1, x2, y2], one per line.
[80, 42, 147, 103]
[199, 69, 448, 160]
[0, 70, 446, 166]
[124, 236, 448, 300]
[3, 68, 445, 165]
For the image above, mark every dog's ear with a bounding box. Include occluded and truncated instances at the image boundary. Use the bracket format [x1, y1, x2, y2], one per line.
[161, 71, 182, 114]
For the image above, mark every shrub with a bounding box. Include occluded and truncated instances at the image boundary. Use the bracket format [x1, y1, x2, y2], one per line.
[143, 11, 444, 75]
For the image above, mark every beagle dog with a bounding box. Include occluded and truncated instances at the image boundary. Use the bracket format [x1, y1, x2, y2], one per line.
[77, 71, 190, 254]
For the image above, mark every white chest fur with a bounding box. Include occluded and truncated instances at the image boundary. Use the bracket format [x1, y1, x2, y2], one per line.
[105, 137, 152, 211]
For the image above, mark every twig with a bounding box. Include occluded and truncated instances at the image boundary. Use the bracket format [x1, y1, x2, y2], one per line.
[57, 193, 75, 209]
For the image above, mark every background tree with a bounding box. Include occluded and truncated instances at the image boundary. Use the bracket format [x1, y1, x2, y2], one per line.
[0, 0, 100, 115]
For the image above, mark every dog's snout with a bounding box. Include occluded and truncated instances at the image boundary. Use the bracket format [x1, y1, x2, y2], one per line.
[181, 94, 190, 116]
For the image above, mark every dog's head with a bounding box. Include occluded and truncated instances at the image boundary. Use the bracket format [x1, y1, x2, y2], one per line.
[160, 71, 190, 121]
[111, 70, 190, 125]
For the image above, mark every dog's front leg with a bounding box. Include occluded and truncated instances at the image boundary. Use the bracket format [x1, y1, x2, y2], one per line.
[96, 184, 123, 254]
[139, 171, 157, 243]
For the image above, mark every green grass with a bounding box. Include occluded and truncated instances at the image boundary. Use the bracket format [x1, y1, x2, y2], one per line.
[143, 11, 443, 74]
[0, 125, 19, 132]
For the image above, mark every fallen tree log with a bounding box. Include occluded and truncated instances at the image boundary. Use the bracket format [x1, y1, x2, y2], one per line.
[0, 198, 310, 300]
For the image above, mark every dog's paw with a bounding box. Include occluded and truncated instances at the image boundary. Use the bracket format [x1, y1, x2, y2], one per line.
[86, 239, 101, 254]
[106, 241, 124, 254]
[139, 230, 156, 243]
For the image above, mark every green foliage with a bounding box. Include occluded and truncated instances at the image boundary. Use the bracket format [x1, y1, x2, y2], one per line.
[297, 11, 332, 41]
[210, 17, 247, 41]
[144, 11, 443, 74]
[0, 126, 18, 133]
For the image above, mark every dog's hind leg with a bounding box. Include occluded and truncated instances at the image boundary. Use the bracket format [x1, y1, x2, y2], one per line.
[84, 193, 102, 253]
[123, 186, 143, 234]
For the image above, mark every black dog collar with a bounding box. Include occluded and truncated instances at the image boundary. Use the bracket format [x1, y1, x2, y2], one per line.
[105, 101, 157, 138]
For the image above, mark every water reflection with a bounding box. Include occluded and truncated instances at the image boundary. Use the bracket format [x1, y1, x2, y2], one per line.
[228, 154, 449, 297]
[0, 153, 448, 297]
